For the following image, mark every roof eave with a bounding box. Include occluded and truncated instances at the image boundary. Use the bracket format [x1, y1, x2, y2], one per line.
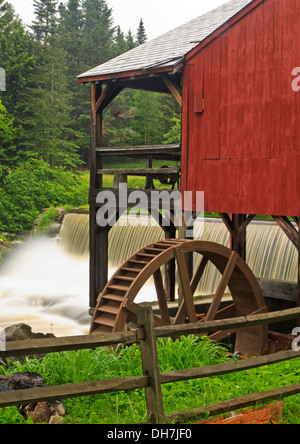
[77, 59, 184, 84]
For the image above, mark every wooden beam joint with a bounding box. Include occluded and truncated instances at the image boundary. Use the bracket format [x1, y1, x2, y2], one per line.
[95, 82, 124, 113]
[160, 74, 182, 106]
[220, 213, 256, 239]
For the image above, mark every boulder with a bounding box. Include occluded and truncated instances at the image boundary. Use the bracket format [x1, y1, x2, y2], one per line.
[2, 324, 55, 364]
[4, 323, 54, 342]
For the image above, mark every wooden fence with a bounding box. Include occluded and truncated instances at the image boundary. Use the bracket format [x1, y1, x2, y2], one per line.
[1, 306, 300, 424]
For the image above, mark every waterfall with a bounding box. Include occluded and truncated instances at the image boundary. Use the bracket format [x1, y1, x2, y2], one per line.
[58, 213, 298, 295]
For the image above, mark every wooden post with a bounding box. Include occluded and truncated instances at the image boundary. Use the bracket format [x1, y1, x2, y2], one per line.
[90, 82, 98, 308]
[298, 219, 300, 319]
[177, 212, 194, 303]
[145, 155, 154, 189]
[165, 216, 176, 302]
[90, 82, 108, 308]
[137, 306, 165, 424]
[231, 214, 247, 261]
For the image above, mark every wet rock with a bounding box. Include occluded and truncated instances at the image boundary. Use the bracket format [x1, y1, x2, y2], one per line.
[0, 372, 45, 392]
[0, 373, 65, 424]
[2, 324, 55, 364]
[24, 400, 65, 424]
[4, 323, 54, 342]
[7, 240, 23, 248]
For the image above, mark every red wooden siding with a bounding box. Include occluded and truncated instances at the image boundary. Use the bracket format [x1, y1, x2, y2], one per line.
[181, 0, 300, 216]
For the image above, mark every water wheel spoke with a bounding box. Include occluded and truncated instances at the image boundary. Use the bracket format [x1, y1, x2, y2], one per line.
[205, 252, 239, 322]
[190, 256, 209, 295]
[153, 269, 170, 324]
[208, 305, 268, 343]
[173, 299, 187, 325]
[214, 303, 235, 320]
[209, 329, 236, 343]
[175, 247, 197, 323]
[123, 300, 169, 327]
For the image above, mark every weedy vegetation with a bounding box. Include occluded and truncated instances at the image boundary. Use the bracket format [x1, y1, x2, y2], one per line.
[1, 336, 300, 424]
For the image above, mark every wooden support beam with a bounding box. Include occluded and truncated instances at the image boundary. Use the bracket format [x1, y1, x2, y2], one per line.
[219, 213, 236, 238]
[231, 214, 247, 261]
[174, 246, 197, 323]
[96, 144, 180, 156]
[95, 82, 124, 113]
[220, 213, 256, 239]
[237, 214, 256, 235]
[220, 213, 255, 261]
[298, 219, 300, 315]
[165, 215, 176, 302]
[273, 216, 299, 249]
[272, 216, 299, 311]
[257, 278, 298, 302]
[160, 74, 182, 106]
[90, 82, 97, 188]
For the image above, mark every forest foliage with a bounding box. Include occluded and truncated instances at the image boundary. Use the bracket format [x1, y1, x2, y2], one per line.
[0, 0, 181, 233]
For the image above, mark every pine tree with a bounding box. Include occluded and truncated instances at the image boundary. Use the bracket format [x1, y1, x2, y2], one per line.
[81, 0, 115, 67]
[23, 0, 80, 168]
[58, 0, 83, 72]
[58, 0, 93, 163]
[126, 29, 135, 50]
[31, 0, 58, 45]
[22, 39, 80, 168]
[0, 4, 36, 166]
[114, 26, 127, 56]
[0, 0, 14, 32]
[136, 18, 147, 46]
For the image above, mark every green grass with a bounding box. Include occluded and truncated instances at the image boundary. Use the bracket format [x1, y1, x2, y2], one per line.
[1, 336, 300, 424]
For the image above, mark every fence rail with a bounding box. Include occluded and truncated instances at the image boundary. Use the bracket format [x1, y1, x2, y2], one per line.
[1, 306, 300, 423]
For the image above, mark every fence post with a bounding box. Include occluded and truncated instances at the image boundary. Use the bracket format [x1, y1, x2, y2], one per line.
[137, 306, 165, 424]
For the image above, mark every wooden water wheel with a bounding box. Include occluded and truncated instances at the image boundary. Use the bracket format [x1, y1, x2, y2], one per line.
[90, 239, 268, 356]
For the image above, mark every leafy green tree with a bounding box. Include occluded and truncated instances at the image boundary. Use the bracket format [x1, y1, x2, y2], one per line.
[0, 159, 88, 233]
[163, 117, 181, 144]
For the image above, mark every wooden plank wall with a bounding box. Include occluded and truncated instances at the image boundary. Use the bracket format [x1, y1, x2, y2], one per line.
[181, 0, 300, 216]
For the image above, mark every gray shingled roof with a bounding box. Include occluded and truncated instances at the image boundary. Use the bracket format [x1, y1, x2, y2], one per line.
[78, 0, 253, 80]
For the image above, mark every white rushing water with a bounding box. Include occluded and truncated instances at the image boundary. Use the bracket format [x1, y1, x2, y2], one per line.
[0, 237, 91, 337]
[0, 235, 157, 337]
